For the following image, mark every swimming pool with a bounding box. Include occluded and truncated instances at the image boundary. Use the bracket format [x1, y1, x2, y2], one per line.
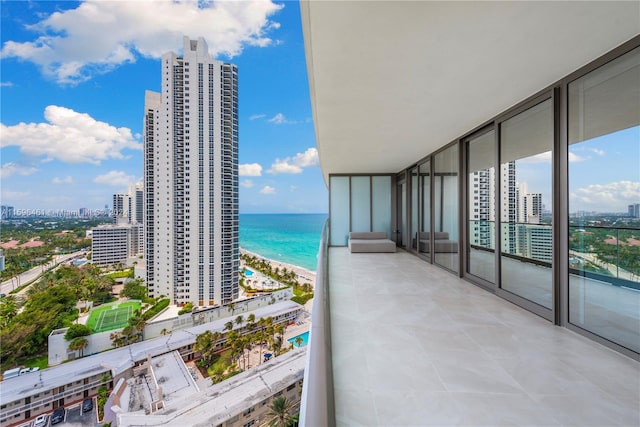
[288, 331, 309, 347]
[244, 269, 254, 277]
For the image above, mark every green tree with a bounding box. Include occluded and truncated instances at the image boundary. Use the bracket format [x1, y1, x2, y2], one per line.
[224, 321, 234, 332]
[195, 330, 216, 367]
[0, 296, 18, 328]
[265, 396, 296, 427]
[178, 302, 194, 315]
[294, 336, 304, 348]
[120, 278, 147, 300]
[235, 315, 244, 331]
[68, 336, 89, 358]
[64, 323, 92, 340]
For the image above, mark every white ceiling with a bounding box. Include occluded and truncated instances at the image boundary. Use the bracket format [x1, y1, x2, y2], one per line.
[300, 1, 640, 185]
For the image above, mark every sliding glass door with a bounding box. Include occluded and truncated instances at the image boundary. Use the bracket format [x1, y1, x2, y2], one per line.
[567, 46, 640, 352]
[466, 129, 496, 285]
[499, 98, 554, 310]
[434, 144, 459, 273]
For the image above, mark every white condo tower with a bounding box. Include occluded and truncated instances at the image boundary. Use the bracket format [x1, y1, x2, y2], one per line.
[144, 37, 239, 307]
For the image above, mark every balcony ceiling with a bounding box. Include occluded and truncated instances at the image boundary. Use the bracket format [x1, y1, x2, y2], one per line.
[300, 1, 640, 184]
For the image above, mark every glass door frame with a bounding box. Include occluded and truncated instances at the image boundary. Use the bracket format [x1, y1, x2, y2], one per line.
[494, 90, 556, 322]
[462, 125, 498, 293]
[395, 172, 407, 249]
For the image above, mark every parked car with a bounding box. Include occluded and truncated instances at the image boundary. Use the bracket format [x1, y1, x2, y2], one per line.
[33, 414, 48, 427]
[82, 397, 93, 412]
[51, 407, 65, 425]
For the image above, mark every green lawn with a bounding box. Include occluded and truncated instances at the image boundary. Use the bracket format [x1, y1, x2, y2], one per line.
[86, 301, 141, 333]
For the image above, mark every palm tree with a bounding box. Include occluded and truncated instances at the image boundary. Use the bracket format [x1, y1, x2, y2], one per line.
[227, 302, 236, 315]
[246, 313, 256, 331]
[235, 315, 244, 332]
[294, 336, 304, 348]
[69, 336, 89, 358]
[160, 328, 170, 336]
[195, 330, 215, 367]
[224, 321, 234, 332]
[265, 396, 296, 427]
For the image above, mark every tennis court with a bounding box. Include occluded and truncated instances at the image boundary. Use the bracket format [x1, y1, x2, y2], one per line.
[86, 301, 142, 333]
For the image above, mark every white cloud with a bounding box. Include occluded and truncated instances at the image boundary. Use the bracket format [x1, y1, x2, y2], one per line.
[1, 1, 283, 84]
[519, 151, 584, 163]
[0, 162, 38, 179]
[0, 105, 140, 164]
[268, 159, 302, 174]
[267, 148, 319, 174]
[0, 81, 13, 87]
[249, 113, 266, 120]
[259, 185, 276, 195]
[94, 170, 137, 187]
[240, 179, 254, 188]
[52, 176, 73, 184]
[290, 185, 298, 192]
[292, 148, 319, 167]
[571, 181, 640, 212]
[589, 148, 605, 156]
[239, 163, 262, 177]
[267, 113, 296, 125]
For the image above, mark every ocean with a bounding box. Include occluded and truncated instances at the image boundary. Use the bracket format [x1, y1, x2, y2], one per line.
[239, 213, 328, 272]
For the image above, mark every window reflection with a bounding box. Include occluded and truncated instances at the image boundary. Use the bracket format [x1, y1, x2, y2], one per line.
[434, 144, 459, 272]
[568, 47, 640, 352]
[467, 130, 495, 284]
[500, 99, 553, 309]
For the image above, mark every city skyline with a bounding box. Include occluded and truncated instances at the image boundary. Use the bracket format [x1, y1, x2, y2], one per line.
[1, 1, 327, 214]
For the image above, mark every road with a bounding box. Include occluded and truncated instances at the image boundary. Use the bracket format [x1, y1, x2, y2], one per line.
[569, 250, 636, 281]
[1, 250, 86, 296]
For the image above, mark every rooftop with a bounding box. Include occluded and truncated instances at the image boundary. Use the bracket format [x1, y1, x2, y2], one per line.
[0, 300, 302, 405]
[118, 347, 306, 426]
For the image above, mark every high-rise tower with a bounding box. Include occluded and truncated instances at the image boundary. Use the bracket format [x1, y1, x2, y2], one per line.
[144, 37, 239, 306]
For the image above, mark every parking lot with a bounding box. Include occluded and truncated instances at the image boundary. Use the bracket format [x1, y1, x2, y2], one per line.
[18, 399, 96, 427]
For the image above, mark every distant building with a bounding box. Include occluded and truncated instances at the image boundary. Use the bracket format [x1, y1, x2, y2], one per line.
[91, 224, 142, 266]
[113, 183, 143, 225]
[78, 207, 88, 217]
[0, 206, 14, 220]
[144, 37, 239, 307]
[629, 203, 640, 218]
[0, 249, 4, 272]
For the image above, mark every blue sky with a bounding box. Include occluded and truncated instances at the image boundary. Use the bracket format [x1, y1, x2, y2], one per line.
[1, 0, 328, 214]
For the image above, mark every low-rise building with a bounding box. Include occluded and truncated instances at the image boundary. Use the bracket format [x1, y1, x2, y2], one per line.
[116, 348, 306, 427]
[0, 300, 303, 427]
[91, 223, 142, 266]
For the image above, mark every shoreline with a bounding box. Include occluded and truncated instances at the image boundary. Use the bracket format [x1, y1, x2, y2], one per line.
[240, 247, 316, 287]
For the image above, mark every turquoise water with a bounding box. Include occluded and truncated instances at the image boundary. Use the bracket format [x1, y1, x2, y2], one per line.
[288, 331, 310, 347]
[239, 213, 327, 272]
[244, 269, 254, 277]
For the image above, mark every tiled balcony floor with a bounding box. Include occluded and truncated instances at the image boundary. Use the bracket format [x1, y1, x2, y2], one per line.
[328, 248, 640, 426]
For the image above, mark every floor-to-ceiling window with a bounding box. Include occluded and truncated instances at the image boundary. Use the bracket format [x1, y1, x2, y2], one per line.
[397, 176, 407, 248]
[329, 175, 393, 247]
[418, 160, 431, 259]
[410, 167, 419, 251]
[330, 176, 350, 246]
[434, 144, 459, 273]
[466, 129, 496, 285]
[499, 98, 554, 310]
[567, 46, 640, 352]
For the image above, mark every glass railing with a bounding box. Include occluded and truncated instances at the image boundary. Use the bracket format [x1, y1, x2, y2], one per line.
[569, 225, 640, 290]
[299, 219, 335, 427]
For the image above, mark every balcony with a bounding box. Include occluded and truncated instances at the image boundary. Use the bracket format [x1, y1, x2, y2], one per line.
[301, 225, 640, 426]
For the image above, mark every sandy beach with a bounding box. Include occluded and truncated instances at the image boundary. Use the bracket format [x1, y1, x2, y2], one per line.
[240, 248, 316, 288]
